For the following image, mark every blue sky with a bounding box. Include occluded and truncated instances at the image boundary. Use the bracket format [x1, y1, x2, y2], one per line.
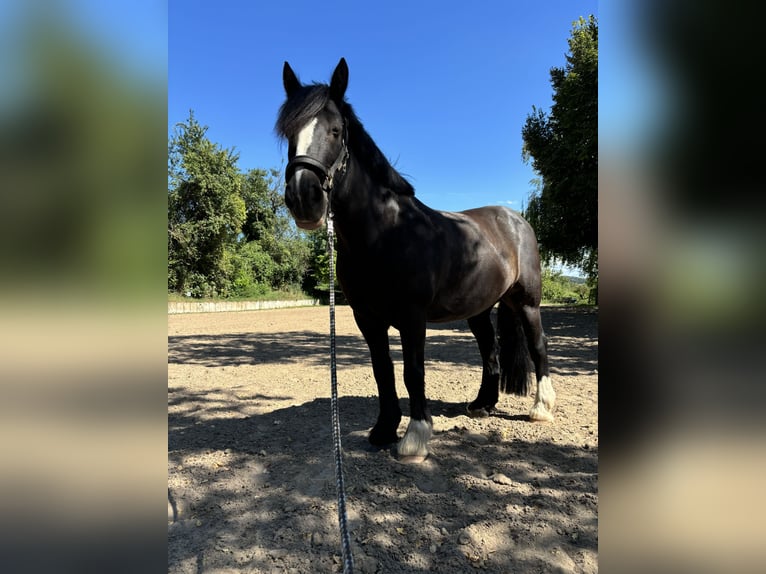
[169, 0, 598, 216]
[598, 1, 661, 155]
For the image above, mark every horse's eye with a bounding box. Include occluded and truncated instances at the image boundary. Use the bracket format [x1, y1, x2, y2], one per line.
[331, 126, 341, 137]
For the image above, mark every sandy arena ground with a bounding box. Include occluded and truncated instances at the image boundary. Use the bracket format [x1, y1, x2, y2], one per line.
[168, 304, 597, 573]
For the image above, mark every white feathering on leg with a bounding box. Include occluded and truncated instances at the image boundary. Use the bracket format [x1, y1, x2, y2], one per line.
[529, 375, 556, 422]
[397, 419, 432, 459]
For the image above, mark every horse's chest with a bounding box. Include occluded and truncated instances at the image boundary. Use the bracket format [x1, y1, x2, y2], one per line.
[337, 247, 434, 302]
[337, 252, 407, 289]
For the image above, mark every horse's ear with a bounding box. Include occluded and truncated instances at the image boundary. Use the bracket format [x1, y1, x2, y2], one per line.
[283, 61, 301, 97]
[330, 57, 348, 102]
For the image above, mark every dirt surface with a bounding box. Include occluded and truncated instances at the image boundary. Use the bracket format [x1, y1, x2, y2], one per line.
[168, 305, 598, 573]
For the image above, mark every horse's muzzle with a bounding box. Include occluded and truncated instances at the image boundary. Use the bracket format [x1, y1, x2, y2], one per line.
[293, 216, 325, 230]
[284, 169, 328, 229]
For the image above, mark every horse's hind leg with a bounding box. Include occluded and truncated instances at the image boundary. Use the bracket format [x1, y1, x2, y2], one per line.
[466, 307, 500, 418]
[520, 304, 556, 421]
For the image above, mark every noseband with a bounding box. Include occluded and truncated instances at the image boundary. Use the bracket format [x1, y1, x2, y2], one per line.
[286, 121, 349, 193]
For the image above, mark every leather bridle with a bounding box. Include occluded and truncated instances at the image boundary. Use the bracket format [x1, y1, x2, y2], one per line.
[285, 120, 349, 193]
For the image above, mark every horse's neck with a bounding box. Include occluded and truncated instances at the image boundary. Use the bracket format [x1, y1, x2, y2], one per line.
[333, 156, 400, 249]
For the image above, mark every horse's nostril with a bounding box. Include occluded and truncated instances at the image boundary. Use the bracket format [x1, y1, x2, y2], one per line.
[310, 182, 324, 203]
[284, 188, 294, 210]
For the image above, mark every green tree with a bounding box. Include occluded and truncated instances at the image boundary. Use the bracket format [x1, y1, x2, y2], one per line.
[540, 267, 586, 304]
[522, 15, 598, 282]
[302, 230, 333, 296]
[228, 241, 275, 298]
[168, 111, 245, 297]
[241, 168, 281, 244]
[238, 167, 311, 293]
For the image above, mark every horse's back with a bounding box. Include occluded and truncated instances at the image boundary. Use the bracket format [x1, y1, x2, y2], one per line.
[448, 205, 539, 268]
[456, 206, 543, 306]
[457, 205, 534, 239]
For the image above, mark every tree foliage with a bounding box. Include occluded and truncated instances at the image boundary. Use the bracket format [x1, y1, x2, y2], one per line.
[238, 167, 308, 291]
[168, 111, 245, 296]
[540, 267, 591, 305]
[168, 112, 314, 298]
[301, 230, 335, 296]
[522, 16, 598, 282]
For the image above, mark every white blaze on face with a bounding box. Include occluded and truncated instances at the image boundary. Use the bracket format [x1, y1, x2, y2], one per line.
[296, 117, 318, 154]
[293, 117, 318, 187]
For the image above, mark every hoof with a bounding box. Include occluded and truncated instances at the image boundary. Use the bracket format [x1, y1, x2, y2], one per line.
[396, 419, 432, 463]
[466, 405, 492, 418]
[528, 403, 554, 422]
[397, 452, 429, 464]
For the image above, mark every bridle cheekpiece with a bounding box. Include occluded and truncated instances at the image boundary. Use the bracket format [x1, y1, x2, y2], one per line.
[285, 120, 349, 193]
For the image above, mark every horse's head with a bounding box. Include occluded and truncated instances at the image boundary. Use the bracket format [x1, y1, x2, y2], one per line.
[278, 58, 349, 230]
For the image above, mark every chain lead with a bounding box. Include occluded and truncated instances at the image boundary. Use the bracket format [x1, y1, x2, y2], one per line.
[327, 208, 354, 574]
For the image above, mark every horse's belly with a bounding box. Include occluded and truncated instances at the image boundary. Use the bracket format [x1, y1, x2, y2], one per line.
[426, 264, 514, 321]
[425, 300, 494, 322]
[338, 241, 514, 323]
[426, 283, 507, 321]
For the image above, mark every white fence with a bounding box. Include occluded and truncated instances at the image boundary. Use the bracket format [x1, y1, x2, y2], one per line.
[168, 299, 320, 314]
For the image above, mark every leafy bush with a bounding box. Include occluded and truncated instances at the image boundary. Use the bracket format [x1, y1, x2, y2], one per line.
[541, 268, 587, 304]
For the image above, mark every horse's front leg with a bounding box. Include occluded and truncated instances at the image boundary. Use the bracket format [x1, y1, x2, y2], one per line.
[353, 310, 401, 446]
[397, 316, 433, 463]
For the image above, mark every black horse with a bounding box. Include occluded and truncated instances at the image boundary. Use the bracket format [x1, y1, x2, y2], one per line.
[276, 58, 555, 462]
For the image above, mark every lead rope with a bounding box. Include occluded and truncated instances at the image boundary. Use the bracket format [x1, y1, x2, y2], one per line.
[327, 205, 355, 574]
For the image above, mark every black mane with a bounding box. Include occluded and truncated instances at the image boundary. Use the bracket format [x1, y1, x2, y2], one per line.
[275, 84, 414, 196]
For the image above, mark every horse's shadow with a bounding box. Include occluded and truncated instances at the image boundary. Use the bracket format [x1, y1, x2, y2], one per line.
[397, 396, 529, 422]
[168, 330, 478, 369]
[168, 307, 597, 376]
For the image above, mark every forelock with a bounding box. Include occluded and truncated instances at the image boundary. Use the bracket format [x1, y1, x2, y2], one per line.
[275, 84, 330, 140]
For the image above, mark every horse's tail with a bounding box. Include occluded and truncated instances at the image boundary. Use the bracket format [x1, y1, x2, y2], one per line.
[498, 302, 531, 396]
